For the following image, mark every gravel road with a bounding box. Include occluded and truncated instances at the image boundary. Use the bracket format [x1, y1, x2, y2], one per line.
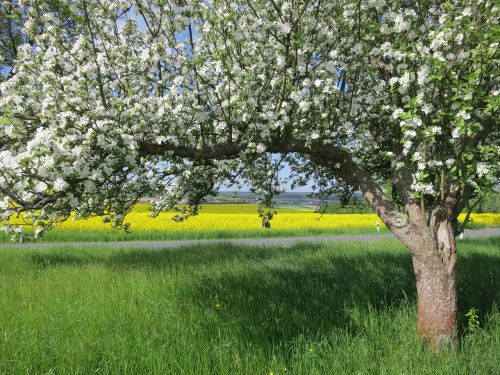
[0, 228, 498, 250]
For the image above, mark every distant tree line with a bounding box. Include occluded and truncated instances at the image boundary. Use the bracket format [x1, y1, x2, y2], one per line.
[318, 192, 499, 214]
[316, 200, 374, 214]
[473, 192, 500, 213]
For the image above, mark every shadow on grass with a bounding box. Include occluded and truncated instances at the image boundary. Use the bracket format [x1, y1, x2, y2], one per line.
[30, 244, 281, 270]
[188, 250, 500, 343]
[29, 239, 500, 342]
[184, 249, 417, 344]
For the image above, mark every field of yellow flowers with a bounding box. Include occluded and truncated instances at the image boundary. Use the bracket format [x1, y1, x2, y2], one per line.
[4, 203, 498, 242]
[54, 204, 500, 232]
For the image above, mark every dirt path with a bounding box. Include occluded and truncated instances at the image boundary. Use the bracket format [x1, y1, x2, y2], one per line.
[0, 228, 498, 250]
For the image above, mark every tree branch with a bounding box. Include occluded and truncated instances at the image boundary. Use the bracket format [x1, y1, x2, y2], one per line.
[82, 0, 108, 109]
[138, 138, 412, 236]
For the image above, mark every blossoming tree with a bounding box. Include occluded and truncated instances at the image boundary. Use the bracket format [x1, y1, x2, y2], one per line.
[0, 0, 498, 349]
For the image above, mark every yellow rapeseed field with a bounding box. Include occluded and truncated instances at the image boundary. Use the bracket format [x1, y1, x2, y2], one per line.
[42, 204, 500, 232]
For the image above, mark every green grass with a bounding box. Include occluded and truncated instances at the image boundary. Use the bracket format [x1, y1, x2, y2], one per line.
[1, 224, 495, 243]
[0, 238, 499, 374]
[0, 226, 392, 243]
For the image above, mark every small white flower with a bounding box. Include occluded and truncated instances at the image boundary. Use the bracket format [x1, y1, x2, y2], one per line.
[422, 104, 433, 114]
[457, 110, 471, 120]
[84, 180, 95, 192]
[4, 125, 13, 136]
[398, 72, 411, 93]
[35, 181, 48, 193]
[404, 130, 417, 138]
[0, 198, 10, 210]
[311, 132, 320, 140]
[53, 178, 68, 191]
[417, 66, 429, 86]
[256, 143, 266, 153]
[302, 79, 312, 88]
[353, 43, 363, 54]
[476, 163, 489, 177]
[139, 49, 149, 61]
[298, 101, 310, 112]
[392, 108, 404, 119]
[389, 77, 399, 86]
[276, 55, 285, 67]
[403, 140, 413, 154]
[173, 76, 184, 86]
[280, 22, 292, 34]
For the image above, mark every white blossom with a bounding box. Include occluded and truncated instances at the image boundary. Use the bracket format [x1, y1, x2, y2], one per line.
[417, 66, 430, 86]
[398, 72, 411, 93]
[392, 108, 404, 119]
[431, 126, 442, 134]
[3, 124, 13, 136]
[457, 110, 471, 120]
[0, 198, 10, 210]
[298, 101, 310, 112]
[476, 163, 489, 177]
[279, 22, 292, 34]
[256, 143, 266, 153]
[422, 104, 433, 114]
[35, 181, 48, 193]
[53, 178, 68, 191]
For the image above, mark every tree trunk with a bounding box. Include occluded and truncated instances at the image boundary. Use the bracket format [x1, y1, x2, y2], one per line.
[410, 220, 458, 350]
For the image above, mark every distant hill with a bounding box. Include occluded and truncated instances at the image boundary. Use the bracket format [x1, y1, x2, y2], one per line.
[206, 191, 337, 205]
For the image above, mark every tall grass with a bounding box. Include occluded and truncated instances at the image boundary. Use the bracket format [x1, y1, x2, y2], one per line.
[0, 226, 390, 243]
[0, 238, 498, 374]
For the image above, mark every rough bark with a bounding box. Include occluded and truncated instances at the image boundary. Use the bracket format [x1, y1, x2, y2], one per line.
[407, 219, 458, 350]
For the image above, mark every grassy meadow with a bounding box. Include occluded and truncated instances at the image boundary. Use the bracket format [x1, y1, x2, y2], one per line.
[2, 203, 499, 242]
[0, 238, 499, 374]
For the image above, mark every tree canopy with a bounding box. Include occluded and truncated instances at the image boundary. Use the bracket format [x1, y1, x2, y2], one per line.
[0, 0, 498, 238]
